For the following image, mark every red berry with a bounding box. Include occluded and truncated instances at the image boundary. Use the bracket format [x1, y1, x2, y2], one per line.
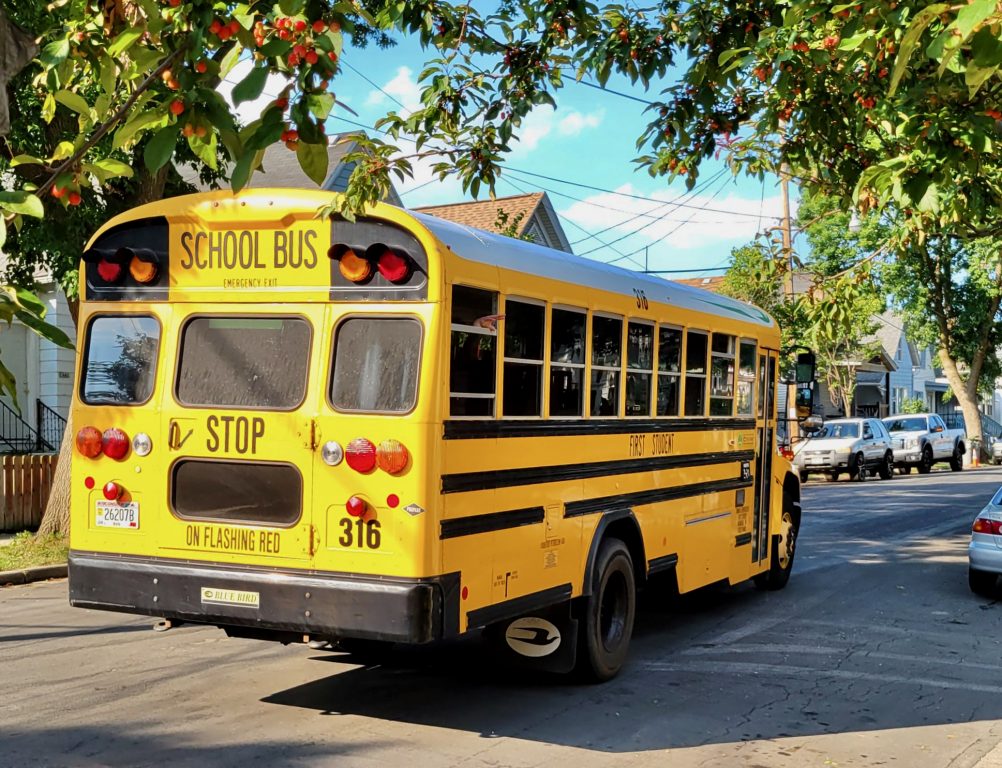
[51, 186, 65, 199]
[293, 44, 307, 57]
[285, 140, 299, 151]
[68, 191, 81, 206]
[195, 60, 207, 73]
[294, 19, 307, 32]
[287, 53, 300, 66]
[218, 28, 231, 41]
[327, 50, 338, 61]
[313, 20, 326, 33]
[209, 20, 221, 34]
[275, 97, 289, 109]
[169, 99, 185, 116]
[168, 0, 181, 7]
[286, 129, 299, 141]
[228, 20, 240, 34]
[305, 50, 318, 64]
[329, 21, 340, 32]
[278, 28, 291, 40]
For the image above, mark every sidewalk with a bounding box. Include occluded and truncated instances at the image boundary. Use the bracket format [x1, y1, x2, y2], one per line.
[0, 533, 16, 547]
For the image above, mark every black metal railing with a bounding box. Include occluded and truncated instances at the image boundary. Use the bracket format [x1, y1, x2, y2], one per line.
[0, 399, 42, 453]
[36, 399, 66, 452]
[940, 412, 1002, 442]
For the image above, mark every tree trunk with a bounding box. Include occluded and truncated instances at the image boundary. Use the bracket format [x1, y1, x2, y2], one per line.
[939, 349, 983, 450]
[36, 291, 79, 537]
[36, 410, 71, 536]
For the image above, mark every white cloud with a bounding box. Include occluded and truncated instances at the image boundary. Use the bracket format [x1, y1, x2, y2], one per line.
[217, 59, 294, 125]
[365, 66, 423, 115]
[558, 109, 605, 136]
[559, 182, 791, 258]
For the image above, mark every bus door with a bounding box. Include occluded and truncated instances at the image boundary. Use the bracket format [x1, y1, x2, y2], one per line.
[752, 352, 778, 563]
[158, 309, 323, 565]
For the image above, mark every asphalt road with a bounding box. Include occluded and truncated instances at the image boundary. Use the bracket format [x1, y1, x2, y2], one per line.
[4, 468, 1002, 768]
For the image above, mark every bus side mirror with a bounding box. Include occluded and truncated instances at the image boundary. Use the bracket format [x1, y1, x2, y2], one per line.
[795, 351, 816, 384]
[795, 384, 814, 420]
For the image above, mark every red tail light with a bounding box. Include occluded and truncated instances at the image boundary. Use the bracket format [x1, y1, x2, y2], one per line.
[345, 495, 366, 517]
[102, 481, 122, 500]
[780, 445, 794, 461]
[973, 517, 1002, 535]
[102, 428, 130, 460]
[376, 439, 409, 474]
[376, 249, 411, 283]
[345, 438, 377, 472]
[76, 426, 103, 458]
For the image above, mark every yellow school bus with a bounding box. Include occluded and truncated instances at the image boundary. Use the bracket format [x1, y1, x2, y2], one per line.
[68, 188, 804, 681]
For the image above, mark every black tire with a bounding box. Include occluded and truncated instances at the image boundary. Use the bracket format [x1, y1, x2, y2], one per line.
[827, 471, 840, 482]
[917, 446, 933, 474]
[799, 471, 809, 483]
[850, 452, 866, 481]
[898, 465, 913, 475]
[754, 507, 798, 591]
[950, 443, 964, 472]
[878, 451, 894, 480]
[576, 538, 636, 682]
[969, 568, 997, 597]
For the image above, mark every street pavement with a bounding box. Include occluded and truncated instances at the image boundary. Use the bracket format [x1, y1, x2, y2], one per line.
[3, 468, 1002, 767]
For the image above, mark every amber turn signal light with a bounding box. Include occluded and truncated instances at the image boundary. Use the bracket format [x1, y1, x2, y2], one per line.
[76, 426, 103, 458]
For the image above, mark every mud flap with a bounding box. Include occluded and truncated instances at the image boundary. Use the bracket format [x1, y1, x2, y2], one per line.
[485, 601, 579, 674]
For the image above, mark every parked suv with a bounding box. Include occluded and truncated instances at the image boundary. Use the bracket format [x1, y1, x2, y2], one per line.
[881, 413, 966, 474]
[793, 418, 895, 482]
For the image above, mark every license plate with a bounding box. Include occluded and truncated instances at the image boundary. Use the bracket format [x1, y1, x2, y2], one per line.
[807, 457, 824, 464]
[95, 500, 139, 529]
[200, 587, 260, 608]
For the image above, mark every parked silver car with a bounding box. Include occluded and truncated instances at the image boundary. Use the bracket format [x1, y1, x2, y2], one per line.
[968, 486, 1002, 595]
[793, 417, 895, 482]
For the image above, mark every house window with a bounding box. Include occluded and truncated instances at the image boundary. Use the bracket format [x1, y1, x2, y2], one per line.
[591, 315, 622, 416]
[657, 326, 682, 417]
[684, 330, 708, 416]
[737, 340, 756, 415]
[709, 333, 736, 416]
[450, 285, 498, 417]
[626, 321, 654, 416]
[550, 307, 586, 417]
[502, 298, 545, 417]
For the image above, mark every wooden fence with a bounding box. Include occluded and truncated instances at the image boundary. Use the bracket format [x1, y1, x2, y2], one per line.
[0, 454, 58, 532]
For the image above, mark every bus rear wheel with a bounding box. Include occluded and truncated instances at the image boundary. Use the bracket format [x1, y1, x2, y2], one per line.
[754, 508, 798, 591]
[576, 538, 636, 682]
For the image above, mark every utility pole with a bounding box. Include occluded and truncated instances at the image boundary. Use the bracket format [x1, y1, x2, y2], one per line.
[780, 163, 799, 442]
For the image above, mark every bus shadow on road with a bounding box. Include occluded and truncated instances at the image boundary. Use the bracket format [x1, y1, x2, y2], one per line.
[262, 559, 1002, 752]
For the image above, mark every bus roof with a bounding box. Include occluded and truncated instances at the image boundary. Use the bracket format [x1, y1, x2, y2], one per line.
[405, 209, 776, 329]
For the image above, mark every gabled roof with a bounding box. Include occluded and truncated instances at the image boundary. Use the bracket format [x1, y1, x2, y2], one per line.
[674, 275, 725, 290]
[413, 192, 573, 253]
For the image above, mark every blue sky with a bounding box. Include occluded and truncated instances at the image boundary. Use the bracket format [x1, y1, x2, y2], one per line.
[221, 33, 792, 278]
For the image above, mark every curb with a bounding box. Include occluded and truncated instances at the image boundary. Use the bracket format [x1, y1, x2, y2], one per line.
[0, 563, 67, 587]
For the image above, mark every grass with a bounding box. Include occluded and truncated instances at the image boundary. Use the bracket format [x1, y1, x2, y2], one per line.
[0, 531, 68, 571]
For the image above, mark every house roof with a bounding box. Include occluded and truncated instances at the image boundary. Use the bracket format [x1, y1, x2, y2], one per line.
[674, 275, 725, 290]
[413, 193, 544, 235]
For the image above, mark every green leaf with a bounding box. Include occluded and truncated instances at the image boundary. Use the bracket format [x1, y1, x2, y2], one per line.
[41, 93, 55, 123]
[890, 4, 949, 96]
[966, 59, 996, 97]
[296, 141, 329, 185]
[232, 65, 270, 105]
[952, 0, 995, 40]
[38, 39, 70, 67]
[54, 89, 91, 116]
[10, 155, 43, 167]
[99, 57, 118, 95]
[219, 43, 243, 80]
[838, 32, 871, 52]
[14, 308, 73, 349]
[143, 125, 178, 172]
[231, 148, 265, 192]
[0, 192, 44, 218]
[108, 28, 143, 58]
[187, 131, 218, 170]
[89, 157, 135, 181]
[973, 27, 1002, 67]
[113, 111, 167, 150]
[305, 92, 335, 120]
[0, 218, 7, 251]
[0, 357, 19, 413]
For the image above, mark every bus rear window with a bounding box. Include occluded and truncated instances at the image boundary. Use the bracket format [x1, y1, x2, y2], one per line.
[81, 315, 160, 405]
[172, 459, 301, 526]
[176, 317, 311, 409]
[330, 318, 422, 413]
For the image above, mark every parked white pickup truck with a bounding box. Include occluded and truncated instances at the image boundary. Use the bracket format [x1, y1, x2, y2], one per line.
[881, 413, 966, 474]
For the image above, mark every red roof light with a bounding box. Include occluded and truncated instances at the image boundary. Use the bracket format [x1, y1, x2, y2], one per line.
[377, 249, 411, 283]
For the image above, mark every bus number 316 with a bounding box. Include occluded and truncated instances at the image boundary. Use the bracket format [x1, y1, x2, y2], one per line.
[339, 518, 382, 550]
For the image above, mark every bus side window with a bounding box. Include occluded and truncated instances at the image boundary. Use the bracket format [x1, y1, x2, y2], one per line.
[757, 354, 766, 419]
[626, 321, 654, 416]
[450, 285, 499, 417]
[591, 315, 622, 417]
[657, 326, 682, 417]
[502, 299, 545, 417]
[550, 307, 585, 417]
[684, 330, 708, 416]
[737, 340, 756, 415]
[709, 333, 736, 416]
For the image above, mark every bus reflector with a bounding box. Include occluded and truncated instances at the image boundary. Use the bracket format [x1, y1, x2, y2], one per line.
[345, 438, 377, 472]
[376, 439, 409, 474]
[102, 428, 130, 460]
[102, 481, 122, 500]
[76, 426, 103, 458]
[346, 495, 366, 517]
[97, 260, 123, 283]
[376, 249, 411, 283]
[337, 248, 371, 282]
